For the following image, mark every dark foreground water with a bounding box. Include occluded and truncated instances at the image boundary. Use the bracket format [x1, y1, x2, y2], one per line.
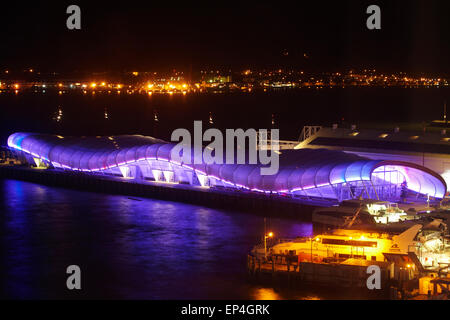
[0, 179, 341, 300]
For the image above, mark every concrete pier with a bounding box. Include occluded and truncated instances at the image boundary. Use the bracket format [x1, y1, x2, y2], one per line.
[0, 165, 328, 219]
[246, 254, 392, 298]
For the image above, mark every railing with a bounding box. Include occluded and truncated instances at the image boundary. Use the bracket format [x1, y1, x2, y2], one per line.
[257, 140, 298, 150]
[299, 126, 322, 142]
[438, 263, 450, 277]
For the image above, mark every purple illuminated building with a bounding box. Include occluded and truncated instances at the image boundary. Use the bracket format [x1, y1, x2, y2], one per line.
[7, 132, 447, 202]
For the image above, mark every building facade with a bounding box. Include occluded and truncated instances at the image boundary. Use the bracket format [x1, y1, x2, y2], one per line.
[296, 126, 450, 194]
[7, 132, 447, 202]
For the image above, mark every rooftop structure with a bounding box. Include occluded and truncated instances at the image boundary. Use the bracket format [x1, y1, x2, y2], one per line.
[296, 126, 450, 191]
[7, 132, 447, 202]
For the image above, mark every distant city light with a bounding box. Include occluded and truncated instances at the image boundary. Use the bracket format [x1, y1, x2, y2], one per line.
[0, 68, 447, 96]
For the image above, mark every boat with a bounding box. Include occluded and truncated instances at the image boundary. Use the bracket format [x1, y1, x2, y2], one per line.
[312, 199, 414, 228]
[416, 209, 450, 231]
[251, 220, 450, 271]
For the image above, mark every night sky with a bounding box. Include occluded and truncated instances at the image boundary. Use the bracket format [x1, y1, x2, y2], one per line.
[1, 1, 449, 75]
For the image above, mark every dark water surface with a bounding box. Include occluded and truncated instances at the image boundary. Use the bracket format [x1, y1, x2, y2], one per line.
[0, 179, 326, 299]
[0, 88, 449, 144]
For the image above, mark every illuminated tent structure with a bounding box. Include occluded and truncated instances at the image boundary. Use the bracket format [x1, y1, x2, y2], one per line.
[7, 132, 447, 201]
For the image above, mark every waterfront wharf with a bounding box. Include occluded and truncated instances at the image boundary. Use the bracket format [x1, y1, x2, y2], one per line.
[0, 165, 331, 219]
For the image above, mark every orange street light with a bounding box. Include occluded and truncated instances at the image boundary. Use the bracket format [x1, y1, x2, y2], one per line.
[264, 231, 274, 259]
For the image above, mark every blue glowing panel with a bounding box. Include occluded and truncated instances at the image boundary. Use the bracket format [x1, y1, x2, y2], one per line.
[329, 163, 349, 185]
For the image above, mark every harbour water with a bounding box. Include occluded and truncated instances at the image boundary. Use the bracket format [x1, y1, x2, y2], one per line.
[0, 179, 324, 299]
[1, 87, 449, 144]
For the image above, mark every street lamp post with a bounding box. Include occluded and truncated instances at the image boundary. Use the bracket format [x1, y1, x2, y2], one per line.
[264, 231, 274, 260]
[263, 217, 274, 260]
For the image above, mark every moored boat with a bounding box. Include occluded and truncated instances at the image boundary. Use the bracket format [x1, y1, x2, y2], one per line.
[251, 219, 449, 271]
[312, 199, 415, 228]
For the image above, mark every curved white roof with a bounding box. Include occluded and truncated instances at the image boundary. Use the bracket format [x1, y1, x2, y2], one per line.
[8, 132, 447, 199]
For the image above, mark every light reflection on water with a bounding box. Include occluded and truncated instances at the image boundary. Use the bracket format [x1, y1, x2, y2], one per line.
[250, 288, 282, 300]
[250, 287, 321, 301]
[0, 179, 319, 299]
